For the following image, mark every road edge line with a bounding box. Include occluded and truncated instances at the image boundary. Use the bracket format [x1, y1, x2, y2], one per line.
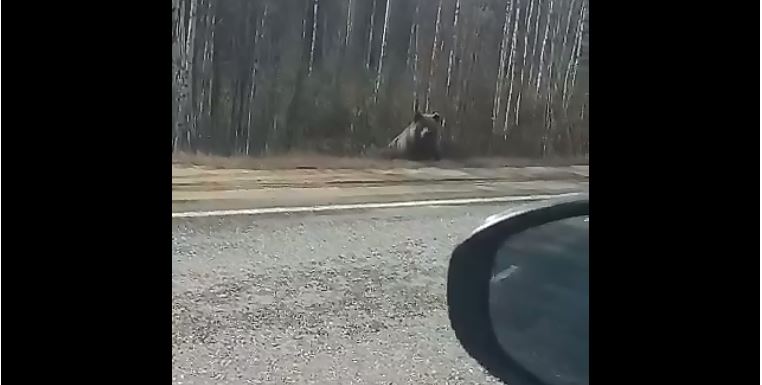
[171, 192, 584, 218]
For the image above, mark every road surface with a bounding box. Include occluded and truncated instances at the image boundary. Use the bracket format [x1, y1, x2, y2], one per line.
[172, 203, 523, 385]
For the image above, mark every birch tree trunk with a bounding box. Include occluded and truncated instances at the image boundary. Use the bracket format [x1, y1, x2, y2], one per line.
[425, 0, 444, 111]
[373, 0, 392, 100]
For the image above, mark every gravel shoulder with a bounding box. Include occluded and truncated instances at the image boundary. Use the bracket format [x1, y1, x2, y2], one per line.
[172, 165, 589, 212]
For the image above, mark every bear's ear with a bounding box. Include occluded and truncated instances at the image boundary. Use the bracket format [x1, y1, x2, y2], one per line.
[414, 110, 423, 122]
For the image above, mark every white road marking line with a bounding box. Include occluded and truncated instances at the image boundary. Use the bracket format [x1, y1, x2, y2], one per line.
[172, 192, 583, 218]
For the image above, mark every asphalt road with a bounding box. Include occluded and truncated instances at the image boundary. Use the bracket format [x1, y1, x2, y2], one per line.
[172, 203, 521, 385]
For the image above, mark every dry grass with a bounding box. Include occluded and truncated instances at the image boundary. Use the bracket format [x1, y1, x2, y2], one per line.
[172, 151, 588, 170]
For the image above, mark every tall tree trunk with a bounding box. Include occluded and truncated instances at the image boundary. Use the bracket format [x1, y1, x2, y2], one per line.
[492, 0, 512, 136]
[445, 0, 461, 97]
[409, 0, 421, 111]
[374, 0, 392, 100]
[503, 0, 521, 136]
[345, 0, 353, 49]
[425, 0, 444, 111]
[366, 0, 377, 71]
[308, 0, 320, 76]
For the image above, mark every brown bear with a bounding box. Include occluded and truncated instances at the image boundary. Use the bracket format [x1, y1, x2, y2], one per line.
[387, 109, 443, 161]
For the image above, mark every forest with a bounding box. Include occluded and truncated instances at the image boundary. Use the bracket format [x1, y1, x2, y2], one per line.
[172, 0, 589, 158]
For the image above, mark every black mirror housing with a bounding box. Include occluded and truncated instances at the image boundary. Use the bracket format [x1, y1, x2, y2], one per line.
[447, 194, 589, 385]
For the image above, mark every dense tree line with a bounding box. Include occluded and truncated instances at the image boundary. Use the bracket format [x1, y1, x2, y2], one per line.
[172, 0, 589, 158]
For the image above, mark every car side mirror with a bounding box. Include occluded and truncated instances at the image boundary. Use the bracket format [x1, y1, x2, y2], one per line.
[447, 194, 589, 385]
